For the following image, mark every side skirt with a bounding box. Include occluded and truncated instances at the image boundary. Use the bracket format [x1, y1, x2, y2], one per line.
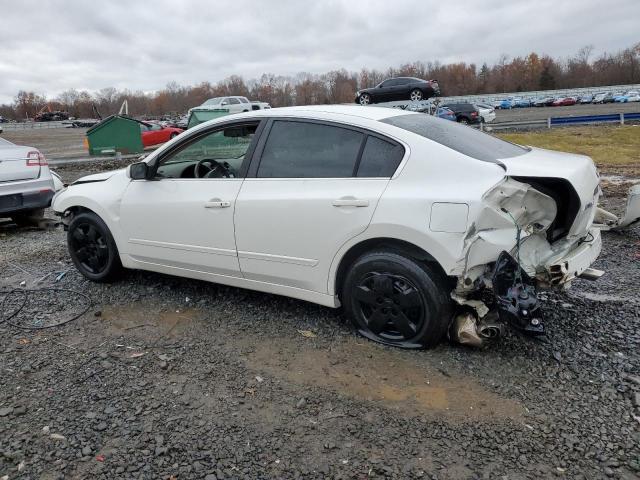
[120, 254, 340, 308]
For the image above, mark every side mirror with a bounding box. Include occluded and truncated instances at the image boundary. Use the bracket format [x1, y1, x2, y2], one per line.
[221, 101, 228, 106]
[129, 162, 149, 180]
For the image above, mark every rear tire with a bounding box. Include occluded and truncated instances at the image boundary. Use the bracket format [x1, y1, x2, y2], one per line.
[342, 250, 451, 349]
[11, 208, 44, 227]
[67, 212, 123, 283]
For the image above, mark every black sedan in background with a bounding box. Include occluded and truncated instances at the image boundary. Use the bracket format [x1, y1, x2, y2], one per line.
[355, 77, 440, 105]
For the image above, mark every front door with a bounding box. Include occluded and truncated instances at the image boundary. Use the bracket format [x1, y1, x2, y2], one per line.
[234, 119, 405, 293]
[120, 121, 261, 278]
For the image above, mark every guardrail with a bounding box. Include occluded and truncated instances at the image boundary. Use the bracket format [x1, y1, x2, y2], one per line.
[0, 121, 68, 130]
[482, 112, 640, 130]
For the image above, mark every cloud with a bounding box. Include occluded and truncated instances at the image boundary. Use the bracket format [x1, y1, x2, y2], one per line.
[0, 0, 638, 103]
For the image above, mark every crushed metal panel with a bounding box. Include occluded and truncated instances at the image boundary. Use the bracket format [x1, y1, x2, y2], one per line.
[594, 184, 640, 230]
[456, 178, 557, 277]
[618, 184, 640, 228]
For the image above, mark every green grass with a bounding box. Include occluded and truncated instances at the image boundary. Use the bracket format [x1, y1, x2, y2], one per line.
[496, 125, 640, 166]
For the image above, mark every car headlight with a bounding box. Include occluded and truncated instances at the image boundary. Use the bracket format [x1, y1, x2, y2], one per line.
[355, 91, 360, 97]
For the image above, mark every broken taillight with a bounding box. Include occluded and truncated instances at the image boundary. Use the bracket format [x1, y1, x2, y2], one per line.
[26, 150, 47, 166]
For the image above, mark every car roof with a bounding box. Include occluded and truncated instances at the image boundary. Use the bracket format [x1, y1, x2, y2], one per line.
[225, 104, 409, 121]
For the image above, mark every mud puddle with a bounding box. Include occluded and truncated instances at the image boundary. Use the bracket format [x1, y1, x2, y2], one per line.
[247, 338, 524, 421]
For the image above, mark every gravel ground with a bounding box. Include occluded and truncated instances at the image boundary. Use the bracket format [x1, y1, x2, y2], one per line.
[0, 164, 639, 480]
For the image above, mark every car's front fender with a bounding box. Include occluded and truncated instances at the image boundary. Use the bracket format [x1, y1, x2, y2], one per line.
[52, 172, 131, 253]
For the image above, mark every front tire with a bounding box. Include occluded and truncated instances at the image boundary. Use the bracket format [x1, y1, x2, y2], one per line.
[409, 89, 423, 101]
[342, 250, 451, 349]
[67, 212, 123, 282]
[358, 93, 372, 105]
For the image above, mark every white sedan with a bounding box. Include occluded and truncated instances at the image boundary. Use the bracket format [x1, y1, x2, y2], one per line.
[0, 136, 55, 224]
[52, 105, 638, 348]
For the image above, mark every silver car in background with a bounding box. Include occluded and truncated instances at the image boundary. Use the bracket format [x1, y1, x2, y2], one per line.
[0, 136, 55, 224]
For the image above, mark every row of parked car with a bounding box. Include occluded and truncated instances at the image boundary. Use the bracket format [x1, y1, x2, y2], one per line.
[404, 101, 495, 125]
[493, 90, 640, 109]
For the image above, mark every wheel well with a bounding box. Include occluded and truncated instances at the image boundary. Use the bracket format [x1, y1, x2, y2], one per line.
[334, 238, 450, 297]
[61, 206, 96, 228]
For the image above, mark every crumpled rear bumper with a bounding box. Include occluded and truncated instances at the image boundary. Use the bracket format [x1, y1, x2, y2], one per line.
[543, 227, 602, 286]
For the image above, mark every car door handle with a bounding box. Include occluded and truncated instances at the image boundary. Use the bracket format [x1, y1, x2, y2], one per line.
[204, 199, 231, 208]
[332, 197, 369, 207]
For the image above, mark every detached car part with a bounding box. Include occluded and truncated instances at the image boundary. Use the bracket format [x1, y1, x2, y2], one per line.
[594, 184, 640, 230]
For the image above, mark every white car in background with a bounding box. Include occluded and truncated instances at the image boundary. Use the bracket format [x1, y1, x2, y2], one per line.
[52, 105, 639, 349]
[624, 91, 640, 102]
[0, 136, 55, 224]
[190, 96, 253, 114]
[474, 103, 496, 123]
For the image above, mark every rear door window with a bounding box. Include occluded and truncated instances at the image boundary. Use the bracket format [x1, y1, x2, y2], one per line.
[357, 136, 404, 177]
[256, 121, 364, 178]
[381, 114, 528, 162]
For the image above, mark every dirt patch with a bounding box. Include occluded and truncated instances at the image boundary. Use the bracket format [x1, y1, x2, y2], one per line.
[247, 338, 524, 421]
[1, 127, 88, 159]
[100, 303, 200, 338]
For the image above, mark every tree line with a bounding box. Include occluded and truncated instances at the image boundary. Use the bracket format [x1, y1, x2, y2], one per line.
[2, 42, 639, 120]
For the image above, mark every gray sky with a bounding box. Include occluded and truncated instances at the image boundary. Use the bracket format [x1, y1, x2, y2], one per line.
[0, 0, 638, 104]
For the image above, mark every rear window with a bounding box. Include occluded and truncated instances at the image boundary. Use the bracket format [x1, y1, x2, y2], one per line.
[357, 136, 404, 177]
[380, 114, 528, 162]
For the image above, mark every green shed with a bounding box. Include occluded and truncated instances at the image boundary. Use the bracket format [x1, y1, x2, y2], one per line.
[85, 115, 144, 155]
[187, 108, 230, 129]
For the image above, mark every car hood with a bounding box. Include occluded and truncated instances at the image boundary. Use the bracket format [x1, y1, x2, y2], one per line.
[499, 147, 599, 206]
[72, 169, 125, 185]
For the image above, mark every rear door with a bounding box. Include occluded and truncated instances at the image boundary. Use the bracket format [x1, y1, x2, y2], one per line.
[0, 144, 40, 182]
[234, 119, 405, 293]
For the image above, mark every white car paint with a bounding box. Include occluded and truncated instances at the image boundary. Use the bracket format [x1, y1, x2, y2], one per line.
[0, 136, 55, 217]
[624, 91, 640, 102]
[190, 96, 253, 114]
[475, 104, 496, 123]
[53, 105, 628, 312]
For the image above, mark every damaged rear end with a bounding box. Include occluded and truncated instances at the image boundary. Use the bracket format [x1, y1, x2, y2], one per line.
[452, 147, 609, 342]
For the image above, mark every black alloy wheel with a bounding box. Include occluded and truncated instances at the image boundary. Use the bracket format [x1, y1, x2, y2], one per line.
[67, 212, 122, 282]
[342, 250, 451, 349]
